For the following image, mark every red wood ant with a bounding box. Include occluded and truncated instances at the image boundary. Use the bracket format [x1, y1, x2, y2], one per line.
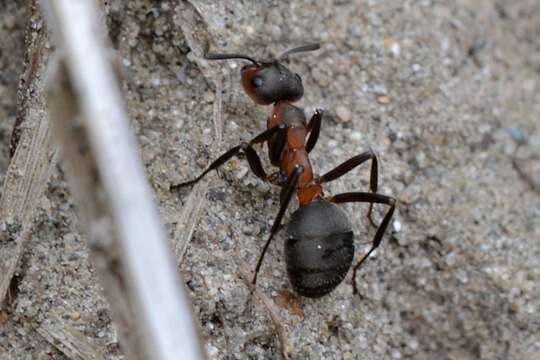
[170, 44, 396, 298]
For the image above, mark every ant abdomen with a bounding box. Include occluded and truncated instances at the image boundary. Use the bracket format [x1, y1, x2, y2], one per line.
[285, 201, 354, 298]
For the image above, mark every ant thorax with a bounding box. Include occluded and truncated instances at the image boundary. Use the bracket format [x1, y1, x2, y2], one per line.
[268, 102, 306, 129]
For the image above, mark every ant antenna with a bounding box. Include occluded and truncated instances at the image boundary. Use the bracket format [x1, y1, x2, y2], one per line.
[279, 43, 321, 60]
[205, 53, 259, 66]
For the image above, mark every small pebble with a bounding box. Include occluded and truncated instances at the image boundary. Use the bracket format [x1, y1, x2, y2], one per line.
[383, 38, 401, 57]
[206, 345, 219, 357]
[128, 37, 138, 48]
[202, 128, 212, 145]
[235, 165, 249, 179]
[456, 270, 468, 284]
[391, 42, 401, 57]
[336, 105, 352, 122]
[393, 219, 402, 232]
[196, 156, 207, 168]
[383, 37, 395, 50]
[327, 139, 338, 149]
[377, 95, 390, 104]
[415, 151, 427, 168]
[242, 224, 259, 236]
[507, 127, 527, 145]
[349, 131, 362, 142]
[399, 186, 420, 204]
[408, 338, 419, 350]
[71, 311, 81, 320]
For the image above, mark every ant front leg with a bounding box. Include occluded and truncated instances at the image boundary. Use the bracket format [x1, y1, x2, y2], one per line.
[328, 192, 395, 296]
[316, 151, 379, 228]
[305, 109, 323, 153]
[170, 126, 286, 191]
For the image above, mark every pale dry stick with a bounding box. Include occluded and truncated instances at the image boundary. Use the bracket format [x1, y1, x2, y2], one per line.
[41, 1, 206, 359]
[212, 71, 225, 144]
[169, 0, 219, 265]
[239, 266, 292, 360]
[0, 4, 55, 305]
[173, 0, 219, 87]
[30, 311, 104, 360]
[174, 66, 226, 265]
[46, 59, 146, 360]
[174, 184, 207, 265]
[9, 4, 47, 158]
[0, 119, 56, 305]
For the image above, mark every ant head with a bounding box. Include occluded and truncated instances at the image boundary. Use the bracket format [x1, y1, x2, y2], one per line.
[240, 62, 303, 105]
[205, 43, 320, 105]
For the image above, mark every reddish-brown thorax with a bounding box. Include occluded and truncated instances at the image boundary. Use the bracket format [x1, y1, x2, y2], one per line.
[267, 101, 322, 205]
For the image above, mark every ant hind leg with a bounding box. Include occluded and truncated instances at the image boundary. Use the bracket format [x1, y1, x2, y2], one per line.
[328, 192, 395, 296]
[252, 165, 304, 285]
[317, 150, 379, 228]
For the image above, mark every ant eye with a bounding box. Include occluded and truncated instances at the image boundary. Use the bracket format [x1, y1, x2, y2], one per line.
[252, 76, 264, 88]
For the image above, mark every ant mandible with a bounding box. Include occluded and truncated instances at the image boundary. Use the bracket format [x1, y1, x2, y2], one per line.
[170, 44, 396, 298]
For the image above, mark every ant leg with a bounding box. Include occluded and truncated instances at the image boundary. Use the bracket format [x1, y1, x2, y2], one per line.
[170, 144, 265, 190]
[328, 192, 395, 295]
[317, 151, 379, 228]
[305, 109, 322, 153]
[170, 126, 282, 191]
[252, 165, 304, 284]
[269, 124, 287, 164]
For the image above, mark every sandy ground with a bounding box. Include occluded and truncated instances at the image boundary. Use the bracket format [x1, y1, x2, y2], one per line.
[1, 1, 540, 359]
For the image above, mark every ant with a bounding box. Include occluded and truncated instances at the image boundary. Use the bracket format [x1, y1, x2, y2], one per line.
[170, 44, 396, 298]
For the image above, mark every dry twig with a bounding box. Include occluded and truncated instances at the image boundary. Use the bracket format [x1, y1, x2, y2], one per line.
[31, 312, 104, 360]
[0, 3, 55, 307]
[41, 1, 206, 358]
[171, 3, 226, 265]
[239, 266, 292, 360]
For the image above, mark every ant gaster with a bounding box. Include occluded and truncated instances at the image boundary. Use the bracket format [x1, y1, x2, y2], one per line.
[171, 44, 396, 298]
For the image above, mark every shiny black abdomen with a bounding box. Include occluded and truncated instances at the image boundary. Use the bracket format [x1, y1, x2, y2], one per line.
[285, 201, 354, 297]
